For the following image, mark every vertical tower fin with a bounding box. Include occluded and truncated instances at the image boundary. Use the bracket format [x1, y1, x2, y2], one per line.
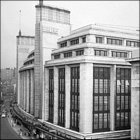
[19, 10, 22, 36]
[39, 0, 43, 6]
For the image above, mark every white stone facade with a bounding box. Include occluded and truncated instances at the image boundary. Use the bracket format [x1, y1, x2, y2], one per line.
[16, 1, 140, 139]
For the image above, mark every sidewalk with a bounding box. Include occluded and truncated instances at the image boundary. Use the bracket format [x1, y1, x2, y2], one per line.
[7, 113, 32, 139]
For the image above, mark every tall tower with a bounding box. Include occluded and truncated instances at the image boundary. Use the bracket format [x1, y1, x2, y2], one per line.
[39, 0, 43, 6]
[34, 1, 71, 118]
[16, 10, 35, 105]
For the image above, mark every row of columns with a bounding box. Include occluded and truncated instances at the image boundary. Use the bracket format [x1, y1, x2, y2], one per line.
[19, 69, 34, 115]
[42, 63, 117, 133]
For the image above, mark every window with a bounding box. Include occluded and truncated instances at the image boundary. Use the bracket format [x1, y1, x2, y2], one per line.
[48, 69, 54, 123]
[82, 36, 86, 43]
[126, 40, 140, 47]
[95, 50, 107, 56]
[96, 37, 103, 43]
[107, 38, 122, 45]
[93, 67, 110, 132]
[70, 38, 79, 45]
[116, 68, 131, 130]
[54, 54, 60, 59]
[60, 42, 67, 48]
[70, 66, 80, 131]
[58, 68, 65, 127]
[112, 51, 127, 58]
[64, 52, 72, 58]
[76, 50, 84, 56]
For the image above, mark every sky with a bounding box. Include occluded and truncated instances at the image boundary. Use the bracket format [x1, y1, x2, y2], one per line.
[1, 0, 139, 68]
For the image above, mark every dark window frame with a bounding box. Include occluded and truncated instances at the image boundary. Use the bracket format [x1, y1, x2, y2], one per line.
[82, 36, 86, 43]
[115, 68, 131, 130]
[70, 66, 80, 132]
[76, 50, 84, 56]
[58, 68, 65, 127]
[60, 42, 67, 48]
[126, 40, 140, 47]
[112, 51, 127, 58]
[70, 38, 79, 46]
[64, 52, 72, 58]
[95, 50, 107, 56]
[107, 38, 123, 45]
[54, 54, 60, 59]
[48, 69, 54, 123]
[96, 37, 103, 44]
[93, 67, 110, 133]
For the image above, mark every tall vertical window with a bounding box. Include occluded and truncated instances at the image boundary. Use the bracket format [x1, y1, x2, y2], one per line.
[48, 69, 54, 123]
[93, 67, 110, 132]
[58, 68, 65, 127]
[70, 66, 80, 131]
[116, 68, 131, 130]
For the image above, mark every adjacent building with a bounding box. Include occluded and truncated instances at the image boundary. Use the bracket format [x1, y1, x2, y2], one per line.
[128, 49, 140, 139]
[16, 1, 140, 139]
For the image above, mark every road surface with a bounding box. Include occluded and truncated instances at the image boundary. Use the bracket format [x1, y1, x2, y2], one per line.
[0, 117, 21, 139]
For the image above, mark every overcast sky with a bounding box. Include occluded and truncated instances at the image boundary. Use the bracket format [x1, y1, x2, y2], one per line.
[1, 0, 139, 68]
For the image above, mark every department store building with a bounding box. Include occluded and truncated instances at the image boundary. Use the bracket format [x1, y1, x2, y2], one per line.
[16, 1, 140, 139]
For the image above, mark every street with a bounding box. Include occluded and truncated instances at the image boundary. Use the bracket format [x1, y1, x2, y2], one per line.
[0, 117, 21, 139]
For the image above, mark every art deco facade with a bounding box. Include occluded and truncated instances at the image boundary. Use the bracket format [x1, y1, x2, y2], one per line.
[16, 1, 140, 139]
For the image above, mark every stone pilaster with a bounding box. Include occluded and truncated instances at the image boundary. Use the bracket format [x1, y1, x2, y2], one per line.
[65, 65, 70, 128]
[26, 70, 29, 113]
[79, 63, 93, 133]
[131, 63, 140, 139]
[42, 68, 49, 121]
[108, 50, 112, 57]
[34, 22, 43, 118]
[20, 72, 22, 108]
[30, 69, 34, 115]
[104, 36, 107, 44]
[18, 72, 21, 105]
[21, 72, 24, 109]
[23, 71, 26, 111]
[110, 65, 116, 131]
[128, 51, 132, 59]
[53, 67, 58, 124]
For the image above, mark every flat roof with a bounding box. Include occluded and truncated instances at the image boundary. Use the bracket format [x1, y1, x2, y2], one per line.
[35, 4, 70, 13]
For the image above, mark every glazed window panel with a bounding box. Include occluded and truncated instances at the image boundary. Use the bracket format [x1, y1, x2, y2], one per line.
[58, 68, 65, 127]
[70, 66, 80, 131]
[93, 67, 110, 132]
[115, 68, 131, 130]
[48, 69, 54, 123]
[94, 79, 98, 93]
[94, 114, 99, 129]
[94, 96, 98, 111]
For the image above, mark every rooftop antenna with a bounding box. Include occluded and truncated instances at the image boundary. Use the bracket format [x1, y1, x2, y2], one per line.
[19, 10, 21, 36]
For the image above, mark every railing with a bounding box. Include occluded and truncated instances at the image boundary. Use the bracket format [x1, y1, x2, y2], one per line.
[11, 104, 131, 139]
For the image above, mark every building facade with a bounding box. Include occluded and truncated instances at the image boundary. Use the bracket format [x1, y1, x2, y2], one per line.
[16, 1, 140, 139]
[128, 50, 140, 139]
